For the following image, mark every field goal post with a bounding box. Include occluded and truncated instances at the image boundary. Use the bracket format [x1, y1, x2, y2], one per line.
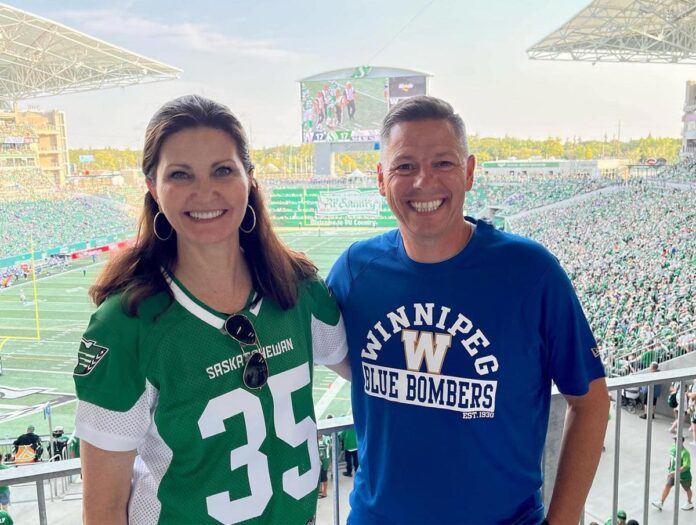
[0, 239, 42, 374]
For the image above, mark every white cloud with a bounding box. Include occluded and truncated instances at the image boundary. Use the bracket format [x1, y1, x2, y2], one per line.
[52, 9, 300, 61]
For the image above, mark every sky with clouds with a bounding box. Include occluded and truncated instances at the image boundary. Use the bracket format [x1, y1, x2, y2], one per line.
[10, 0, 690, 149]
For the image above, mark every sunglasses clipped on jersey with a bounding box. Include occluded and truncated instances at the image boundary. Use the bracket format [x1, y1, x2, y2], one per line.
[222, 313, 269, 390]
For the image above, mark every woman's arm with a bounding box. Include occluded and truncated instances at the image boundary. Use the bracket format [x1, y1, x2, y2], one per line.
[82, 440, 136, 525]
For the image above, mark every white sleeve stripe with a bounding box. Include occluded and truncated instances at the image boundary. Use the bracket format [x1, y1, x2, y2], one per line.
[312, 313, 349, 366]
[75, 393, 152, 452]
[75, 421, 140, 452]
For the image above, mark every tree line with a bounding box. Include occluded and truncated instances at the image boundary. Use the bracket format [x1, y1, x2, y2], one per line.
[69, 136, 680, 174]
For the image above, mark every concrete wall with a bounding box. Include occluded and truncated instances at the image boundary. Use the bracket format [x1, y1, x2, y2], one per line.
[645, 353, 696, 417]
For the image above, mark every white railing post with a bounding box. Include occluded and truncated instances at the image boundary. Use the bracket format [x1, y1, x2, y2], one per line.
[36, 479, 48, 525]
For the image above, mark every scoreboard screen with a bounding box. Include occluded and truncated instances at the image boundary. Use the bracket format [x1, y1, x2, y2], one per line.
[300, 70, 426, 143]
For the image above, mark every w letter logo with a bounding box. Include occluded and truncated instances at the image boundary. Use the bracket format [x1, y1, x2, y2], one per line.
[402, 330, 452, 374]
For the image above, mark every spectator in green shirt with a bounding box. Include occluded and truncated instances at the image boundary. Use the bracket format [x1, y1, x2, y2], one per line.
[318, 432, 331, 498]
[0, 454, 11, 510]
[339, 428, 359, 477]
[0, 509, 13, 525]
[652, 436, 694, 511]
[603, 508, 626, 525]
[68, 435, 80, 459]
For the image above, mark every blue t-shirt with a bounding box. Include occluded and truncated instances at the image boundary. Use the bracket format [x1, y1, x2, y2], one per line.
[327, 219, 605, 525]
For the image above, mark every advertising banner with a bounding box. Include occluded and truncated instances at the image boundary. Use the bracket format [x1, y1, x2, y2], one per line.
[270, 187, 396, 228]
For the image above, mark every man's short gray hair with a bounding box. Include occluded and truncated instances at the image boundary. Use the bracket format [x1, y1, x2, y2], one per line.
[380, 95, 469, 157]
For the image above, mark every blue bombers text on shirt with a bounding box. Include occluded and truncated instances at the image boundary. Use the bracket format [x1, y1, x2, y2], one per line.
[363, 363, 496, 417]
[360, 302, 498, 419]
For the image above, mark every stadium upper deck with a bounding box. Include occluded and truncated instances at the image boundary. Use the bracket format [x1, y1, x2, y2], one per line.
[0, 4, 181, 103]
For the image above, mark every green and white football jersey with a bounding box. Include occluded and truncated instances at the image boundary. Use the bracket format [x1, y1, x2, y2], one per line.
[74, 275, 347, 525]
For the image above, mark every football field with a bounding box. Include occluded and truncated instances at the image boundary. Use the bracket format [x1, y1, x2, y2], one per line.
[0, 230, 380, 440]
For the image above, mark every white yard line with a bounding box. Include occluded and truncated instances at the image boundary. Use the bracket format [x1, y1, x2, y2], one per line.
[0, 398, 76, 424]
[314, 375, 347, 418]
[301, 237, 338, 252]
[2, 367, 73, 375]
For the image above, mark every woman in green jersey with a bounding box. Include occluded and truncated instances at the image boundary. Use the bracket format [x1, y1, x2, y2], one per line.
[74, 95, 347, 524]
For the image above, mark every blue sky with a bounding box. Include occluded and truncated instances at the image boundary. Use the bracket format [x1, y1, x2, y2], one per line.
[12, 0, 689, 149]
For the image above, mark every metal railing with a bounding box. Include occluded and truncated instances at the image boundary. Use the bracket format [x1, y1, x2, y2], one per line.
[602, 367, 696, 525]
[2, 367, 695, 524]
[317, 415, 354, 524]
[0, 458, 81, 525]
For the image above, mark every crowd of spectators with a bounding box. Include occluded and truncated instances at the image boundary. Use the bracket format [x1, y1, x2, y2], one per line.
[0, 167, 56, 200]
[0, 196, 136, 259]
[467, 174, 613, 216]
[660, 157, 696, 184]
[262, 172, 613, 217]
[0, 121, 37, 138]
[509, 182, 695, 376]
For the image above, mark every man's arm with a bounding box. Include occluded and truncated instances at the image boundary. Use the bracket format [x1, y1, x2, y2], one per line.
[546, 377, 609, 525]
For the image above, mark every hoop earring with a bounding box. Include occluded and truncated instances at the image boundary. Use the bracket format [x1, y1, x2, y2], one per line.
[240, 205, 257, 234]
[153, 211, 173, 241]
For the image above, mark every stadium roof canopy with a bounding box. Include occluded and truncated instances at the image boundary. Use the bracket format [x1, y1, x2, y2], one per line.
[0, 3, 181, 103]
[527, 0, 696, 64]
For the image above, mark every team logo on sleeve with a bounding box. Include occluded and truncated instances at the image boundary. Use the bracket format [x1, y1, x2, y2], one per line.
[590, 346, 600, 358]
[74, 338, 109, 376]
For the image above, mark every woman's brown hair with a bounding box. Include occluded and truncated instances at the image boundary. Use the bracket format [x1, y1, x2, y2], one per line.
[90, 94, 317, 314]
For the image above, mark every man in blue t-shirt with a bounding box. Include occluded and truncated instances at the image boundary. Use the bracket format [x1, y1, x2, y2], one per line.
[326, 96, 609, 524]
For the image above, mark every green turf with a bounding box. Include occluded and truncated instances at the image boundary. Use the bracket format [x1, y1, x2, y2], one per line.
[0, 230, 384, 439]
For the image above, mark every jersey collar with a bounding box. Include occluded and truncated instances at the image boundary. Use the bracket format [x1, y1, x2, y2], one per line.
[162, 269, 260, 329]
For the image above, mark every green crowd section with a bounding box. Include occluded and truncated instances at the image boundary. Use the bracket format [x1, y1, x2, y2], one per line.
[0, 197, 134, 261]
[1, 176, 617, 262]
[510, 185, 696, 376]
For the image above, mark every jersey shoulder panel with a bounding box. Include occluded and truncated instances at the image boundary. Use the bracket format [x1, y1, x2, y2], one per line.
[74, 291, 170, 411]
[299, 277, 340, 325]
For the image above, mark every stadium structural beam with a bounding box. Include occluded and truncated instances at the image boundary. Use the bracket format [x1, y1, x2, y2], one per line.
[0, 4, 181, 103]
[527, 0, 696, 64]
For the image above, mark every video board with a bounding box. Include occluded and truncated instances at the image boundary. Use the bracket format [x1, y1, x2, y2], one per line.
[300, 72, 426, 143]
